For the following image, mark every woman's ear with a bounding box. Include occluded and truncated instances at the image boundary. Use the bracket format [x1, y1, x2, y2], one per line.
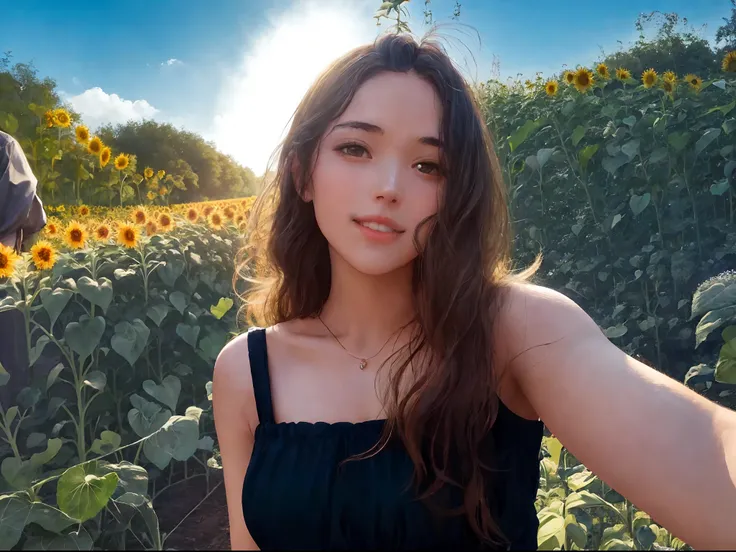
[291, 154, 313, 202]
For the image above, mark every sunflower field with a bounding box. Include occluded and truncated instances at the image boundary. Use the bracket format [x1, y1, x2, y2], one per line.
[0, 198, 253, 549]
[479, 53, 736, 550]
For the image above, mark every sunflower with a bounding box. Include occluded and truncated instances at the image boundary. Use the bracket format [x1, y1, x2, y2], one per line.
[77, 205, 90, 217]
[208, 211, 224, 230]
[44, 110, 55, 128]
[203, 205, 214, 217]
[524, 79, 534, 91]
[662, 79, 675, 96]
[158, 186, 168, 197]
[158, 213, 174, 232]
[157, 170, 166, 179]
[616, 67, 631, 81]
[563, 71, 575, 85]
[44, 221, 59, 237]
[100, 147, 111, 168]
[131, 207, 148, 225]
[56, 205, 66, 213]
[684, 73, 702, 91]
[0, 243, 21, 279]
[144, 167, 154, 179]
[223, 206, 236, 220]
[30, 241, 57, 270]
[722, 51, 736, 73]
[94, 223, 111, 241]
[0, 244, 20, 278]
[88, 136, 103, 156]
[641, 68, 658, 89]
[114, 154, 130, 171]
[54, 109, 71, 128]
[596, 63, 609, 79]
[75, 125, 90, 144]
[186, 208, 199, 223]
[146, 190, 157, 201]
[238, 221, 247, 232]
[663, 70, 677, 83]
[117, 224, 139, 249]
[544, 80, 559, 97]
[63, 221, 88, 249]
[235, 214, 244, 225]
[145, 221, 158, 236]
[573, 68, 594, 93]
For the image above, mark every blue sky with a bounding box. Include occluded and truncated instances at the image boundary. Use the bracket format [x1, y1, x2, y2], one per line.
[3, 0, 732, 174]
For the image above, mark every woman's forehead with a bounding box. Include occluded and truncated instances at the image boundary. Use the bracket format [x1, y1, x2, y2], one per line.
[333, 72, 441, 138]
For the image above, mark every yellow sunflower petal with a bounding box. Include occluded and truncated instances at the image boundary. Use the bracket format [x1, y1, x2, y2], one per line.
[30, 240, 57, 270]
[0, 244, 20, 278]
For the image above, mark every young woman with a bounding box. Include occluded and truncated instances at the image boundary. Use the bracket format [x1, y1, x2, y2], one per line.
[213, 33, 736, 550]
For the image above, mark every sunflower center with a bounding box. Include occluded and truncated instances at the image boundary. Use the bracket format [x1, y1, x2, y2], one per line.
[0, 252, 7, 268]
[70, 229, 82, 242]
[135, 213, 145, 223]
[38, 248, 51, 262]
[98, 228, 109, 238]
[124, 229, 135, 241]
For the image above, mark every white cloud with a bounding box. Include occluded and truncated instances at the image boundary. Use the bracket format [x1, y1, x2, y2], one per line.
[161, 58, 183, 67]
[65, 87, 159, 130]
[209, 0, 380, 174]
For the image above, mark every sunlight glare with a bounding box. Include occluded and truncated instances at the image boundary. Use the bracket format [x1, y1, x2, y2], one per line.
[210, 0, 378, 176]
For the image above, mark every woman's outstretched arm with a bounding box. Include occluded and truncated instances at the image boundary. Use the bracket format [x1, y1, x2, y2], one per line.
[499, 282, 736, 550]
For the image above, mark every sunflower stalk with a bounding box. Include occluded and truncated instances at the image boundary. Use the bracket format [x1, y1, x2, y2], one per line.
[681, 157, 703, 259]
[550, 114, 599, 225]
[118, 172, 128, 208]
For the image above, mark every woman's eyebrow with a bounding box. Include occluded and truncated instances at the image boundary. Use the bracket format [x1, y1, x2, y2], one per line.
[330, 120, 440, 147]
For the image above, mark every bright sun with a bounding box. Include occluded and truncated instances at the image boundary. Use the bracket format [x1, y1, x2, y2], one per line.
[211, 0, 379, 176]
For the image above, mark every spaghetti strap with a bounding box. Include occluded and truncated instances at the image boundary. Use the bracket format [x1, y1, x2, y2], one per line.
[247, 328, 275, 425]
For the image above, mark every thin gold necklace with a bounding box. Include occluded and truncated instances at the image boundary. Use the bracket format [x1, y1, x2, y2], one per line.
[317, 314, 401, 370]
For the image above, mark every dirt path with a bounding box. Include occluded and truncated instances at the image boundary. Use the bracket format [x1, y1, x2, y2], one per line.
[155, 475, 231, 550]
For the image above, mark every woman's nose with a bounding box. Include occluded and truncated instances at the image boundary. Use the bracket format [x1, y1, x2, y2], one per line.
[373, 161, 401, 204]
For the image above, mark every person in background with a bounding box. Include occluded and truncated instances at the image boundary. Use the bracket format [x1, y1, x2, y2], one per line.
[0, 129, 47, 401]
[0, 129, 47, 250]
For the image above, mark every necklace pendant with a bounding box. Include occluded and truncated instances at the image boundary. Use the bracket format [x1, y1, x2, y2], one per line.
[359, 359, 367, 370]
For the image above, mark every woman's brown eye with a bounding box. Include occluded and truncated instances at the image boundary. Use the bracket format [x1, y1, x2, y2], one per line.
[339, 145, 367, 157]
[416, 162, 439, 175]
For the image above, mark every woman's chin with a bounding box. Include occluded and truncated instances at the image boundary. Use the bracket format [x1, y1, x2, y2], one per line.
[337, 251, 415, 278]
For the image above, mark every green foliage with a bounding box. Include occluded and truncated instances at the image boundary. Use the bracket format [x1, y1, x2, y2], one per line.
[0, 220, 240, 549]
[480, 52, 736, 409]
[537, 436, 692, 551]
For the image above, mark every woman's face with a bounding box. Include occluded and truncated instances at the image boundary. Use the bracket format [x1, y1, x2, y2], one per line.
[307, 70, 444, 276]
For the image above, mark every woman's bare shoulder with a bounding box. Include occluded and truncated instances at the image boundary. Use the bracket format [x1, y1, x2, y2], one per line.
[213, 327, 270, 432]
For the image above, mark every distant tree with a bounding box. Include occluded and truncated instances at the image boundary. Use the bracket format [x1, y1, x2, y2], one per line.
[716, 0, 736, 54]
[0, 59, 61, 138]
[98, 120, 258, 202]
[602, 11, 718, 78]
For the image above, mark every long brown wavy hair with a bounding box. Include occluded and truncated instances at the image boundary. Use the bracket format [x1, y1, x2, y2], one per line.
[236, 32, 539, 547]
